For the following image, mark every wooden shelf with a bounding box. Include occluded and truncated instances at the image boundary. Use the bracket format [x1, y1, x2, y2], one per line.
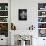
[38, 28, 46, 29]
[0, 10, 8, 11]
[0, 16, 8, 17]
[38, 22, 46, 23]
[38, 16, 46, 17]
[38, 10, 46, 11]
[0, 22, 8, 23]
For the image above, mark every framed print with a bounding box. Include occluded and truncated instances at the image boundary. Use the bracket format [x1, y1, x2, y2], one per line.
[18, 9, 27, 20]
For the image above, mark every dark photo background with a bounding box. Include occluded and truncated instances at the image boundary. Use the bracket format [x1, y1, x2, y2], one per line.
[18, 9, 27, 20]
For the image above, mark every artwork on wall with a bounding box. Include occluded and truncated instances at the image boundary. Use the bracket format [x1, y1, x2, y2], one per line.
[18, 9, 27, 20]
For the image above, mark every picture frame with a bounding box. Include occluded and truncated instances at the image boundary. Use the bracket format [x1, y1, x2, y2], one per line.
[18, 9, 27, 21]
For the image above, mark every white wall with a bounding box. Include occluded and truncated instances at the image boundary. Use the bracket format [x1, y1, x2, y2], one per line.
[11, 0, 38, 30]
[11, 0, 46, 46]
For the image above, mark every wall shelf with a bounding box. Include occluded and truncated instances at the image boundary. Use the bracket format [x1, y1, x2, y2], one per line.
[38, 22, 46, 23]
[38, 10, 46, 11]
[0, 16, 8, 17]
[0, 3, 8, 37]
[0, 22, 8, 23]
[38, 3, 46, 37]
[0, 10, 8, 11]
[38, 16, 46, 17]
[38, 28, 46, 29]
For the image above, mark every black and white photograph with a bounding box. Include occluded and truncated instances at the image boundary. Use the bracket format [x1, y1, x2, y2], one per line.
[18, 9, 27, 20]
